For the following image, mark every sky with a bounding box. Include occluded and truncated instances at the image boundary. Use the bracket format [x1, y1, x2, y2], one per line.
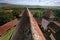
[0, 0, 60, 6]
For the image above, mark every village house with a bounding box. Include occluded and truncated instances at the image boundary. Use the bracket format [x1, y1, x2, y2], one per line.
[41, 9, 55, 30]
[47, 21, 60, 40]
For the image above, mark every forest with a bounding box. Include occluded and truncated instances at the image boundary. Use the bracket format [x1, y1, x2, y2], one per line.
[0, 8, 60, 26]
[0, 8, 22, 26]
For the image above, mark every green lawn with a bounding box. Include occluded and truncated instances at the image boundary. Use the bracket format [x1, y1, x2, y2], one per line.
[0, 26, 16, 40]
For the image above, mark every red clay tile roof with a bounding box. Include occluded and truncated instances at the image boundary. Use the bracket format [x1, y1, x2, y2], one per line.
[0, 19, 18, 36]
[43, 9, 54, 18]
[28, 9, 46, 40]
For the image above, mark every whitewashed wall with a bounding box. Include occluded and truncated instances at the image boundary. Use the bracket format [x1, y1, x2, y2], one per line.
[41, 19, 50, 30]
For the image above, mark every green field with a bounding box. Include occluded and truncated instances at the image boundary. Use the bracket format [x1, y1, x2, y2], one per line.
[0, 27, 16, 40]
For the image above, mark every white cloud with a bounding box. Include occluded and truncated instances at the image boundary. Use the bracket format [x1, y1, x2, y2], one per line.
[0, 0, 60, 6]
[38, 0, 60, 6]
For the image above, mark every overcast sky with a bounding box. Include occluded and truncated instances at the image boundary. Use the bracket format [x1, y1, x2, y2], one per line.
[0, 0, 60, 6]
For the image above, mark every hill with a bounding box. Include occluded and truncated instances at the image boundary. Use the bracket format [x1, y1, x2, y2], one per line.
[0, 3, 60, 9]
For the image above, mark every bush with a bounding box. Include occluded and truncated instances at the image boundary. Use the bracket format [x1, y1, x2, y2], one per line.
[0, 11, 15, 26]
[31, 10, 44, 19]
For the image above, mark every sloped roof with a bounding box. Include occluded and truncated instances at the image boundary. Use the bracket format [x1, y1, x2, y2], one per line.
[0, 19, 18, 36]
[43, 16, 49, 20]
[48, 22, 60, 33]
[43, 9, 55, 19]
[54, 18, 60, 23]
[53, 21, 60, 27]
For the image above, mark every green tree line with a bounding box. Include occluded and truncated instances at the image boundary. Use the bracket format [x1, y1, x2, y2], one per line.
[0, 9, 22, 26]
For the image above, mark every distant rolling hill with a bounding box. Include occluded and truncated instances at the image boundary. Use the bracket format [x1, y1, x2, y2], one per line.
[0, 3, 8, 5]
[0, 3, 60, 9]
[0, 3, 16, 7]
